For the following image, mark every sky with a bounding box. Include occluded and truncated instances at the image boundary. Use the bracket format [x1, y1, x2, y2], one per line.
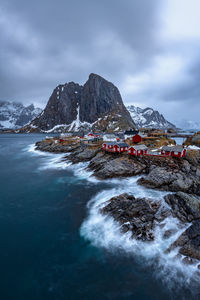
[0, 0, 200, 124]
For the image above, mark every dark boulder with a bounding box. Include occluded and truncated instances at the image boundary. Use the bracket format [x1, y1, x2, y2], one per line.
[169, 220, 200, 260]
[88, 152, 146, 179]
[67, 147, 100, 163]
[138, 166, 200, 196]
[35, 140, 79, 153]
[164, 192, 200, 222]
[101, 193, 169, 241]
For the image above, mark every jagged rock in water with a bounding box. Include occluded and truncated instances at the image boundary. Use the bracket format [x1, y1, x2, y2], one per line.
[169, 220, 200, 260]
[100, 193, 170, 241]
[27, 73, 135, 132]
[164, 192, 200, 222]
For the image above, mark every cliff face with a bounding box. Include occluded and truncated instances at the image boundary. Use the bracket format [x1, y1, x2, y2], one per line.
[29, 73, 135, 132]
[80, 74, 130, 123]
[32, 82, 82, 130]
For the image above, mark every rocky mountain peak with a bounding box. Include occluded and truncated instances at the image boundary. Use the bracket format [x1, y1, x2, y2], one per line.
[29, 74, 135, 132]
[0, 101, 42, 129]
[127, 105, 176, 129]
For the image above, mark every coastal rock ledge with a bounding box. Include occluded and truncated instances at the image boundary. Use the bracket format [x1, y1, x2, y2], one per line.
[101, 193, 170, 241]
[101, 193, 200, 264]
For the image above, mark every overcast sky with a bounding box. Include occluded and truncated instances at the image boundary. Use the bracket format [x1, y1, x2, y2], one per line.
[0, 0, 200, 124]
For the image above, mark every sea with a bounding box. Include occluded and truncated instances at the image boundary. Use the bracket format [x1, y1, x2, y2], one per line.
[0, 133, 200, 300]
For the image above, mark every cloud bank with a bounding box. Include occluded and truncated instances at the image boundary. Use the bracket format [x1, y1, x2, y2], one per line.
[0, 0, 200, 123]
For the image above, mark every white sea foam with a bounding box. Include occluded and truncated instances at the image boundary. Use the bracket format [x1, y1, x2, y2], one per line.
[26, 143, 54, 156]
[80, 181, 200, 289]
[26, 144, 71, 170]
[38, 155, 72, 170]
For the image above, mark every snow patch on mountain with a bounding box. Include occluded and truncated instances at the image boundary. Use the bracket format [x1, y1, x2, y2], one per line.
[0, 101, 42, 129]
[127, 105, 176, 129]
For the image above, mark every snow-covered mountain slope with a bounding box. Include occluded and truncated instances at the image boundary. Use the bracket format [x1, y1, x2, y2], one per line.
[127, 105, 176, 129]
[0, 101, 42, 129]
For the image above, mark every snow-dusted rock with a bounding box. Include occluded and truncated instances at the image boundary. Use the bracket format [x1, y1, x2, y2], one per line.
[0, 101, 42, 129]
[26, 73, 135, 133]
[127, 105, 176, 129]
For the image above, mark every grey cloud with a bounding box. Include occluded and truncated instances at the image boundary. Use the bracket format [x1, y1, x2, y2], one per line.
[0, 0, 161, 105]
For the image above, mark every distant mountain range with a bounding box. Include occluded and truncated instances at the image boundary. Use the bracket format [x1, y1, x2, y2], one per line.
[127, 105, 176, 129]
[1, 75, 198, 132]
[0, 101, 42, 129]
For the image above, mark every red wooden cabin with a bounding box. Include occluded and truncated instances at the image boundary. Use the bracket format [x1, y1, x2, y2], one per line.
[102, 142, 107, 150]
[128, 144, 148, 156]
[102, 142, 116, 152]
[113, 143, 128, 153]
[102, 142, 128, 153]
[132, 134, 142, 144]
[161, 146, 186, 158]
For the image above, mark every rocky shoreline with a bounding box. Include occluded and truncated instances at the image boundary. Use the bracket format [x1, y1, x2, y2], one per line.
[35, 138, 200, 265]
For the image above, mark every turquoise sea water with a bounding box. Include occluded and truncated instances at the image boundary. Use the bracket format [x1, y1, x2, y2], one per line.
[0, 134, 199, 300]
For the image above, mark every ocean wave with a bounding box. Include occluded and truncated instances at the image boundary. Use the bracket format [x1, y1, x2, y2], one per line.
[26, 144, 71, 170]
[80, 181, 200, 291]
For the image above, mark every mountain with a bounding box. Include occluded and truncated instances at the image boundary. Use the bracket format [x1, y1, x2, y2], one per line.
[25, 73, 135, 133]
[127, 105, 176, 129]
[0, 101, 42, 129]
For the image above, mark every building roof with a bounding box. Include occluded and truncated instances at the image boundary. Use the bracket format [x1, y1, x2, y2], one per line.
[130, 144, 148, 150]
[116, 142, 129, 147]
[104, 142, 116, 146]
[162, 145, 184, 152]
[124, 130, 139, 135]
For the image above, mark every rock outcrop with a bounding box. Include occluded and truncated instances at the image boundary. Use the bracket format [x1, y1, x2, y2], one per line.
[164, 192, 200, 222]
[26, 74, 135, 132]
[138, 164, 200, 196]
[169, 220, 200, 261]
[101, 193, 170, 241]
[88, 152, 146, 179]
[101, 192, 200, 261]
[35, 140, 80, 153]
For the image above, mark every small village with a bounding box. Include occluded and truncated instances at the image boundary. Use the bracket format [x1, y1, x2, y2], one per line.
[57, 128, 190, 158]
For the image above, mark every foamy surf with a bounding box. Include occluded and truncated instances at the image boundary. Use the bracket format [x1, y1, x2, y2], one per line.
[38, 155, 72, 170]
[26, 144, 71, 170]
[26, 143, 54, 156]
[80, 181, 200, 290]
